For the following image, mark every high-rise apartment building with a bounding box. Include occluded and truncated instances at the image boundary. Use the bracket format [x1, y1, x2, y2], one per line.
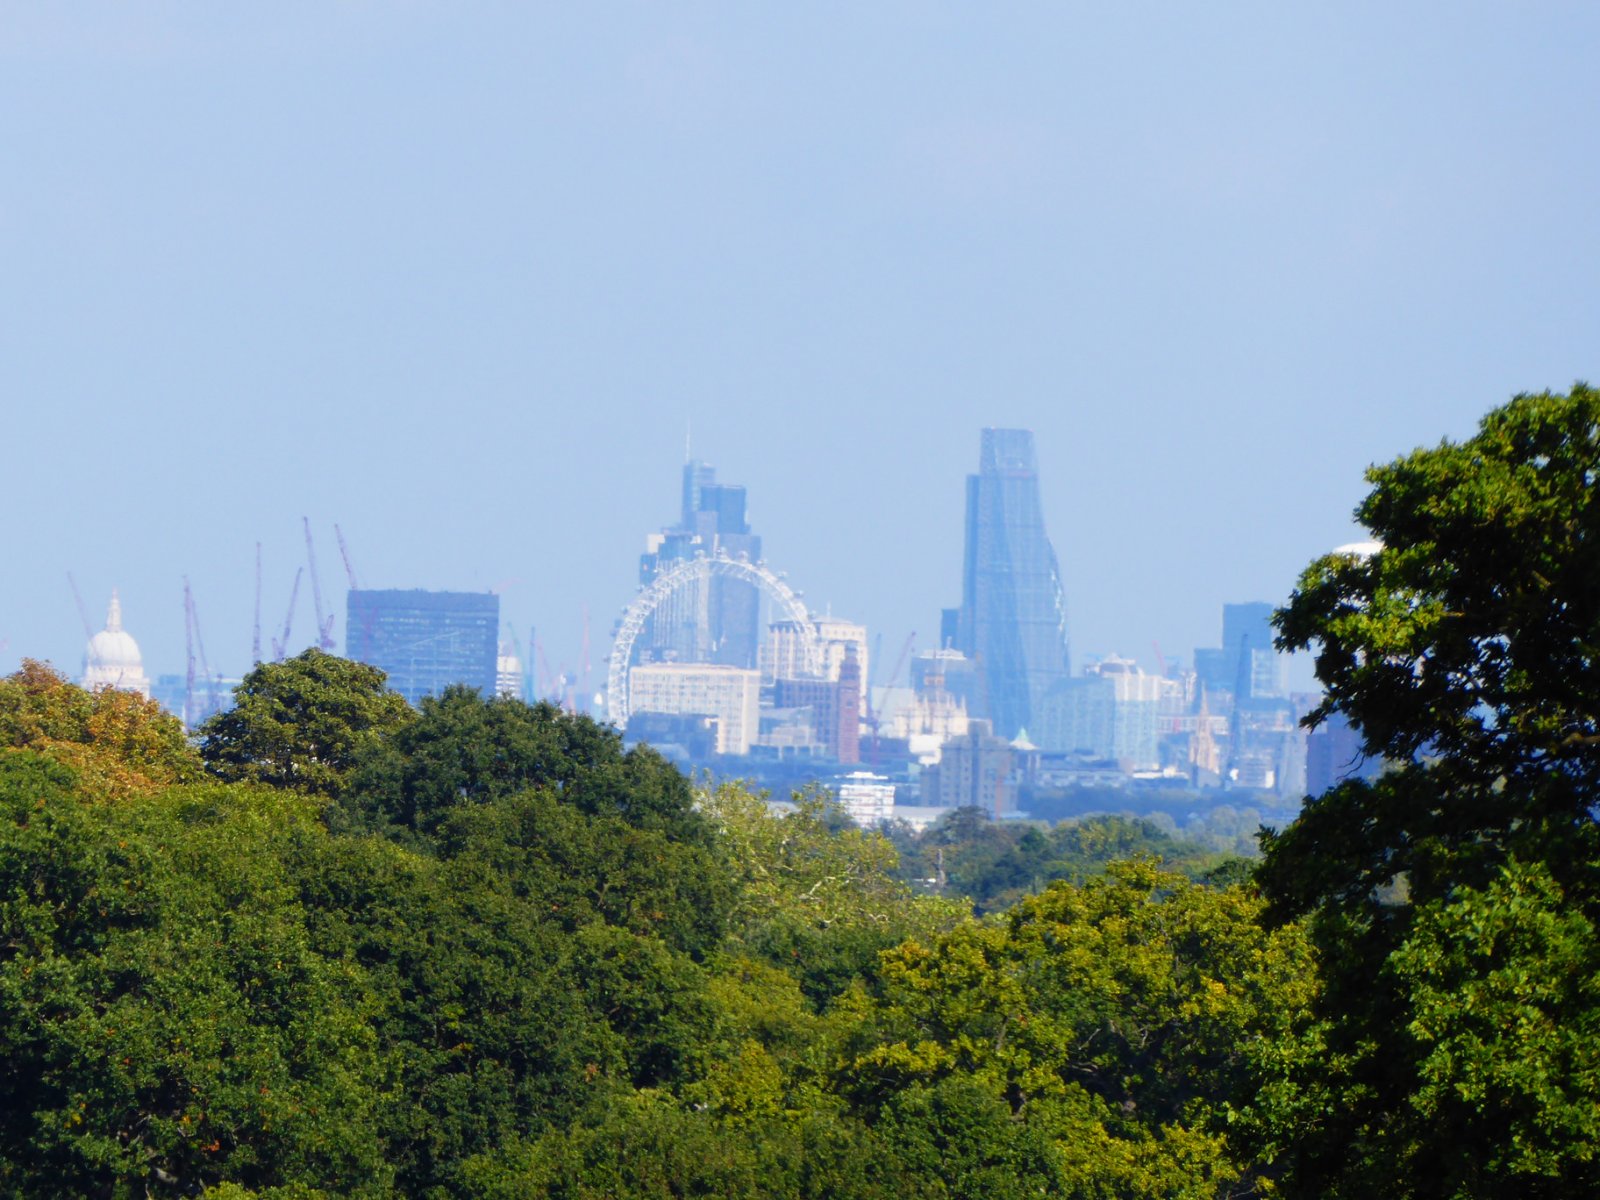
[951, 429, 1071, 739]
[636, 460, 764, 668]
[346, 589, 499, 706]
[922, 719, 1015, 814]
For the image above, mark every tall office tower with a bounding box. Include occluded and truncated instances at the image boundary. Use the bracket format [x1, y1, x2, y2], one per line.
[1222, 601, 1284, 699]
[346, 589, 499, 706]
[952, 428, 1071, 739]
[495, 637, 524, 698]
[637, 460, 764, 668]
[1196, 602, 1285, 701]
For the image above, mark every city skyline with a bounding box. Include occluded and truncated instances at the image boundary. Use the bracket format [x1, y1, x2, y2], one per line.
[38, 430, 1310, 707]
[5, 7, 1597, 694]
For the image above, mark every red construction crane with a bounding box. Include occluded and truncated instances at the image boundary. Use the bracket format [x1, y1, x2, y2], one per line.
[303, 518, 337, 652]
[1151, 640, 1167, 679]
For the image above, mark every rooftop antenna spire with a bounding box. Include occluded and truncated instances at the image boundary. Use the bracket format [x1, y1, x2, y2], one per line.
[685, 417, 692, 464]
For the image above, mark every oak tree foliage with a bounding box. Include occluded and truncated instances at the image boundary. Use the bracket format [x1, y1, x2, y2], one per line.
[1254, 385, 1600, 1198]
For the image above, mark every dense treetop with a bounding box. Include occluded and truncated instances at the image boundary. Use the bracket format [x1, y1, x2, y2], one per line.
[0, 659, 199, 794]
[197, 649, 413, 797]
[1254, 383, 1600, 1199]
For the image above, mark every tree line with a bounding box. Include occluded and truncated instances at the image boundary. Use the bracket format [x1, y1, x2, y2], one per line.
[2, 384, 1596, 1198]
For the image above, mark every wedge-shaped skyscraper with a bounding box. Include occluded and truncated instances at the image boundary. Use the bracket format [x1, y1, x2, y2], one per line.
[951, 428, 1071, 738]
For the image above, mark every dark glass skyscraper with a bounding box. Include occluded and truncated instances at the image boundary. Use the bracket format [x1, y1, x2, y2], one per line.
[346, 589, 500, 706]
[954, 428, 1071, 739]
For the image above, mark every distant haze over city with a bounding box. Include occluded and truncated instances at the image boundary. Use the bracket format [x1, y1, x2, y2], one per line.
[4, 6, 1596, 692]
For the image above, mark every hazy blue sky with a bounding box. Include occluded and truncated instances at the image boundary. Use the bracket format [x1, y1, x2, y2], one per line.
[4, 4, 1596, 697]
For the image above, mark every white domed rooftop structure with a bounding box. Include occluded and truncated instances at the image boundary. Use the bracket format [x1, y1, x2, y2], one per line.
[1333, 540, 1383, 559]
[82, 590, 152, 698]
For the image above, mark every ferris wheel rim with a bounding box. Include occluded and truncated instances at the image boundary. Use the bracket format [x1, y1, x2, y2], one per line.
[605, 552, 822, 728]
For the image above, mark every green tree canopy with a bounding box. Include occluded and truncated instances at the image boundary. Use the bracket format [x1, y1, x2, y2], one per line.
[0, 659, 200, 794]
[1252, 385, 1600, 1198]
[342, 687, 711, 847]
[704, 785, 966, 1006]
[841, 861, 1311, 1198]
[0, 755, 393, 1198]
[197, 650, 413, 797]
[1277, 383, 1600, 802]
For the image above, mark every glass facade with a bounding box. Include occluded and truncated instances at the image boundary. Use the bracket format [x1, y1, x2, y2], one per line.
[1222, 601, 1284, 699]
[955, 428, 1071, 739]
[345, 589, 500, 706]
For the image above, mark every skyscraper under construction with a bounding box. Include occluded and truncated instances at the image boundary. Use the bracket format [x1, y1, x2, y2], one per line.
[950, 428, 1071, 739]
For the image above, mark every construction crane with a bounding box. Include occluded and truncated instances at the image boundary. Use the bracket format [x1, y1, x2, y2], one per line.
[335, 523, 379, 655]
[184, 578, 197, 727]
[302, 518, 336, 652]
[183, 578, 221, 728]
[271, 568, 303, 661]
[500, 624, 529, 703]
[66, 572, 94, 639]
[334, 523, 360, 589]
[578, 605, 592, 715]
[863, 632, 916, 766]
[1151, 639, 1167, 679]
[535, 639, 565, 708]
[252, 543, 263, 665]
